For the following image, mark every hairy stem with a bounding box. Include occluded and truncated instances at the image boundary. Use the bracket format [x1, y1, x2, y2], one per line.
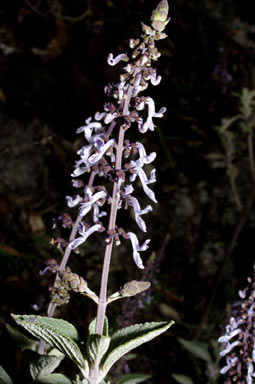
[95, 126, 125, 335]
[95, 81, 135, 336]
[37, 171, 97, 354]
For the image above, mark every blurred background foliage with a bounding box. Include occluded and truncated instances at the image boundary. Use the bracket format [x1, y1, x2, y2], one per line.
[0, 0, 255, 383]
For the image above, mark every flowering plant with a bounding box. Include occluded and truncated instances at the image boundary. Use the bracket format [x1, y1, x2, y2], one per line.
[6, 1, 174, 383]
[218, 274, 255, 383]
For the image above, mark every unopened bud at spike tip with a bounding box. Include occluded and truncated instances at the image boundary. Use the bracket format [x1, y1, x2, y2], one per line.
[151, 0, 170, 32]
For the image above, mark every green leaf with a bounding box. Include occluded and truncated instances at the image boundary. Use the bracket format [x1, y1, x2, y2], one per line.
[11, 314, 88, 373]
[86, 334, 111, 366]
[172, 374, 194, 384]
[0, 366, 13, 384]
[73, 376, 88, 384]
[101, 321, 174, 376]
[23, 350, 64, 379]
[88, 317, 109, 337]
[35, 373, 72, 384]
[119, 373, 152, 383]
[11, 315, 80, 342]
[6, 323, 38, 351]
[178, 338, 212, 363]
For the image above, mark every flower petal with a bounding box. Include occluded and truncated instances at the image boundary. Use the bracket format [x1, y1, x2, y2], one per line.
[66, 195, 83, 208]
[107, 53, 128, 66]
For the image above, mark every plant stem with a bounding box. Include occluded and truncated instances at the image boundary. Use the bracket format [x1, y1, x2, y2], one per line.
[47, 170, 97, 318]
[95, 80, 135, 336]
[37, 171, 97, 355]
[95, 126, 125, 335]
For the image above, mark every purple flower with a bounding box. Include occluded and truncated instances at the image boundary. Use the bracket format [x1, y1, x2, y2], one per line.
[66, 195, 83, 208]
[218, 275, 255, 382]
[72, 138, 115, 177]
[76, 117, 102, 142]
[93, 204, 107, 223]
[128, 196, 152, 232]
[127, 232, 151, 269]
[107, 53, 129, 66]
[138, 97, 166, 133]
[79, 190, 107, 217]
[129, 161, 157, 203]
[69, 223, 102, 249]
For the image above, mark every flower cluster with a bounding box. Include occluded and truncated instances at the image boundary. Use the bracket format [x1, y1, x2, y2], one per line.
[218, 275, 255, 383]
[52, 1, 169, 271]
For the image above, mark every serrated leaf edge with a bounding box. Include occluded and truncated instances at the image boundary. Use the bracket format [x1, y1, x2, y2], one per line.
[100, 321, 174, 376]
[11, 314, 88, 374]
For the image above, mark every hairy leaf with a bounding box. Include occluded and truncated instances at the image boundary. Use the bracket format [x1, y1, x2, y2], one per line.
[6, 323, 38, 351]
[35, 373, 72, 384]
[119, 373, 152, 383]
[88, 317, 108, 337]
[0, 366, 13, 384]
[23, 350, 64, 379]
[178, 338, 212, 363]
[11, 315, 80, 342]
[11, 314, 88, 372]
[73, 376, 88, 384]
[86, 334, 111, 366]
[101, 321, 174, 375]
[172, 374, 194, 384]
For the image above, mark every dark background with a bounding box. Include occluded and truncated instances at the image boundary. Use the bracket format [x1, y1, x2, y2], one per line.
[0, 0, 254, 383]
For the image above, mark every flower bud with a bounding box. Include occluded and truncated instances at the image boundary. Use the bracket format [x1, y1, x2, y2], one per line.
[59, 268, 88, 293]
[151, 0, 169, 32]
[119, 280, 151, 297]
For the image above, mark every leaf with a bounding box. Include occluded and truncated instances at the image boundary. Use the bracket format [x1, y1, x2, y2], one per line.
[11, 315, 80, 342]
[23, 350, 64, 379]
[73, 376, 88, 384]
[215, 115, 241, 134]
[88, 317, 108, 337]
[86, 334, 111, 366]
[0, 366, 13, 384]
[35, 373, 72, 384]
[119, 373, 152, 383]
[11, 314, 88, 373]
[101, 321, 174, 376]
[6, 323, 38, 351]
[178, 338, 212, 363]
[171, 374, 194, 384]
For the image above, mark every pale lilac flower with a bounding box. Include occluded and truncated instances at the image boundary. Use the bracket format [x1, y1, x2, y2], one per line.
[107, 53, 129, 66]
[69, 223, 102, 249]
[93, 204, 107, 223]
[150, 72, 162, 86]
[128, 196, 152, 232]
[88, 139, 115, 164]
[79, 190, 107, 217]
[247, 362, 255, 384]
[104, 112, 119, 124]
[218, 327, 241, 343]
[66, 195, 83, 208]
[129, 161, 157, 203]
[76, 117, 102, 142]
[220, 357, 238, 374]
[95, 111, 107, 121]
[127, 232, 151, 269]
[219, 276, 255, 382]
[123, 184, 134, 196]
[219, 340, 240, 356]
[135, 142, 156, 165]
[138, 97, 166, 133]
[72, 138, 115, 177]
